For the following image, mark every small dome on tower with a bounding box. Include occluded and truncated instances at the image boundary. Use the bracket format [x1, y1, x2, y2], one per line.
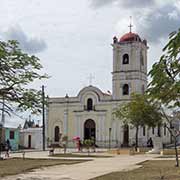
[119, 32, 141, 42]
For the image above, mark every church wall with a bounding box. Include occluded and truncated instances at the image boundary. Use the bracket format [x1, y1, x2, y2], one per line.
[47, 104, 64, 144]
[128, 125, 171, 146]
[47, 31, 171, 149]
[112, 40, 148, 100]
[112, 42, 147, 73]
[69, 102, 115, 147]
[47, 94, 128, 148]
[112, 77, 147, 100]
[47, 99, 171, 148]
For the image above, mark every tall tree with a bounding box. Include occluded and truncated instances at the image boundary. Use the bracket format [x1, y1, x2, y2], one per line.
[114, 93, 162, 151]
[148, 30, 180, 108]
[0, 40, 48, 115]
[148, 29, 180, 167]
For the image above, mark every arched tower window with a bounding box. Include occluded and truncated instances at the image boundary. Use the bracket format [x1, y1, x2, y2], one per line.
[54, 126, 60, 142]
[122, 54, 129, 64]
[122, 84, 129, 95]
[87, 98, 93, 111]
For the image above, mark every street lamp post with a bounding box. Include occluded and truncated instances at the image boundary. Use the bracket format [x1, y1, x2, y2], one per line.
[42, 85, 45, 151]
[65, 94, 69, 136]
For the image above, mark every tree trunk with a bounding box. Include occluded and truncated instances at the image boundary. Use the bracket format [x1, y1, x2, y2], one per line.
[170, 122, 173, 144]
[135, 126, 139, 151]
[174, 137, 179, 167]
[166, 127, 179, 167]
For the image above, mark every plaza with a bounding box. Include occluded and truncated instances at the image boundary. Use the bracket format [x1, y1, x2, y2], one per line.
[1, 150, 158, 180]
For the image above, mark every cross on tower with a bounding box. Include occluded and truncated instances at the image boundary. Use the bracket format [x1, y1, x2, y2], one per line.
[87, 74, 95, 85]
[128, 16, 133, 33]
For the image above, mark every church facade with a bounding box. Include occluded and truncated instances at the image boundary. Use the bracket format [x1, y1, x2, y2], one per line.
[47, 31, 171, 147]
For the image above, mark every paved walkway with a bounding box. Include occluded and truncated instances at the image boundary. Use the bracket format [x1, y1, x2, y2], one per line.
[2, 151, 157, 180]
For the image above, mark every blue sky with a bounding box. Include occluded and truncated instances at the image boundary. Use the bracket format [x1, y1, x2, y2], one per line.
[0, 0, 180, 127]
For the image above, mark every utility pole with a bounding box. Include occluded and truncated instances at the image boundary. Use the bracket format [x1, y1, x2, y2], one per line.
[42, 85, 45, 151]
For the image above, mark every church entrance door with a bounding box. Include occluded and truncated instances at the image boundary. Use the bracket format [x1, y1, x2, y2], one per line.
[28, 135, 31, 148]
[123, 124, 129, 147]
[84, 119, 96, 140]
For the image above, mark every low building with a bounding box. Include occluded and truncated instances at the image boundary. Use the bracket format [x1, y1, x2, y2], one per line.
[20, 127, 42, 150]
[3, 127, 19, 151]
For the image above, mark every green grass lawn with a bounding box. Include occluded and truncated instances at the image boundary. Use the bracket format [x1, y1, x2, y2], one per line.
[0, 158, 87, 177]
[91, 160, 180, 180]
[51, 153, 113, 158]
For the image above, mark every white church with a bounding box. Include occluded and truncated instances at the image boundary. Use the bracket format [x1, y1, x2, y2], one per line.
[47, 28, 171, 148]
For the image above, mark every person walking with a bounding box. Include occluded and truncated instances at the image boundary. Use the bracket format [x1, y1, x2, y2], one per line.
[147, 137, 153, 148]
[5, 139, 10, 158]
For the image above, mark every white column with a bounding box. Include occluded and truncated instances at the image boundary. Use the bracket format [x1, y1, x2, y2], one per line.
[98, 116, 102, 142]
[101, 116, 105, 141]
[63, 110, 68, 135]
[75, 116, 78, 136]
[74, 115, 82, 138]
[112, 120, 116, 141]
[80, 117, 83, 139]
[116, 121, 122, 146]
[97, 118, 101, 141]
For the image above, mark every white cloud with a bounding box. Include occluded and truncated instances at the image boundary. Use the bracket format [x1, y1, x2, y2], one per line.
[111, 1, 180, 43]
[2, 25, 47, 54]
[168, 10, 179, 20]
[175, 0, 180, 11]
[136, 4, 180, 43]
[90, 0, 155, 8]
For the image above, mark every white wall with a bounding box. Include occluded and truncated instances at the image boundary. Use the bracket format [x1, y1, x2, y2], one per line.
[20, 128, 43, 150]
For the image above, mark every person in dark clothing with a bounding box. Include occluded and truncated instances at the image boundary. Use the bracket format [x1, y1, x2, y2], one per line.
[147, 137, 153, 148]
[5, 139, 11, 158]
[6, 139, 10, 148]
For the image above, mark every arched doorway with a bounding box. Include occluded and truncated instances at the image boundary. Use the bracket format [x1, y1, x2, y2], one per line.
[123, 124, 129, 147]
[54, 126, 60, 142]
[84, 119, 96, 140]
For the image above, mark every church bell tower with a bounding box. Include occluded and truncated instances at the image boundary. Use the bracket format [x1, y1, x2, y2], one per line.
[112, 25, 148, 100]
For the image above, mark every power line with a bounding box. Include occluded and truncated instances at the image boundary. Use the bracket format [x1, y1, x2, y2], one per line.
[10, 111, 27, 121]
